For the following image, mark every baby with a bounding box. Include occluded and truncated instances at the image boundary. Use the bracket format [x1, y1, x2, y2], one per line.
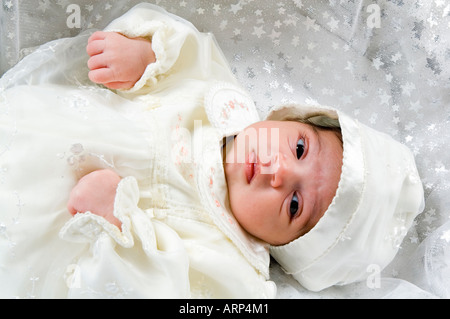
[0, 3, 424, 298]
[67, 4, 423, 292]
[69, 30, 344, 247]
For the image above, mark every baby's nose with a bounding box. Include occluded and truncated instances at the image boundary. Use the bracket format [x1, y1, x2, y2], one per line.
[267, 153, 289, 188]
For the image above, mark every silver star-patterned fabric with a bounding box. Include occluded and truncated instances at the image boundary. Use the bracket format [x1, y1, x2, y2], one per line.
[1, 0, 449, 298]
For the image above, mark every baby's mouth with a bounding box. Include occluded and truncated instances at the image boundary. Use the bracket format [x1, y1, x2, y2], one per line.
[245, 151, 257, 184]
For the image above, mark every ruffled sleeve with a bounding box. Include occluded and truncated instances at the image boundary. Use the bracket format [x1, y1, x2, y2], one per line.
[103, 3, 238, 95]
[59, 177, 190, 298]
[60, 177, 142, 248]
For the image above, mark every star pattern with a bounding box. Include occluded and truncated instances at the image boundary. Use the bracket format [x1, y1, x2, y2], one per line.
[1, 0, 449, 296]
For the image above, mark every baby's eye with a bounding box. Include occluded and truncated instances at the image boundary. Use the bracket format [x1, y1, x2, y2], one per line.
[290, 193, 299, 218]
[296, 139, 305, 159]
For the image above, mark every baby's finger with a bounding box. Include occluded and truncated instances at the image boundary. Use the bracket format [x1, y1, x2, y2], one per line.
[89, 68, 114, 84]
[67, 190, 80, 216]
[86, 39, 105, 56]
[88, 31, 108, 44]
[87, 54, 108, 70]
[104, 81, 135, 90]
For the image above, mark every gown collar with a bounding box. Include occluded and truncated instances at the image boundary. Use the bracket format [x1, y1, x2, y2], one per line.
[196, 81, 270, 278]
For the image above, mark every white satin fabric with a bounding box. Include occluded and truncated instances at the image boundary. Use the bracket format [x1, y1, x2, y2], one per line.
[0, 4, 275, 299]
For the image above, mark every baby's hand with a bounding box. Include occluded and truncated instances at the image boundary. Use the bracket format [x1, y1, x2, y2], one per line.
[86, 31, 156, 90]
[67, 169, 122, 229]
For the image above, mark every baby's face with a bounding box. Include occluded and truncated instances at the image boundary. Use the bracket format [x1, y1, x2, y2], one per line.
[224, 121, 343, 246]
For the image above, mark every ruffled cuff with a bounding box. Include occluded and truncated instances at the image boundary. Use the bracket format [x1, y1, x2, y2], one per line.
[124, 24, 179, 93]
[59, 176, 148, 249]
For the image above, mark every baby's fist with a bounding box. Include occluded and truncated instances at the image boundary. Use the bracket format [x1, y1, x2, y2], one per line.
[67, 169, 122, 228]
[86, 31, 156, 90]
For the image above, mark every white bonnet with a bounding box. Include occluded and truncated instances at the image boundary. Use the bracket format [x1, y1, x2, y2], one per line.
[267, 104, 425, 292]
